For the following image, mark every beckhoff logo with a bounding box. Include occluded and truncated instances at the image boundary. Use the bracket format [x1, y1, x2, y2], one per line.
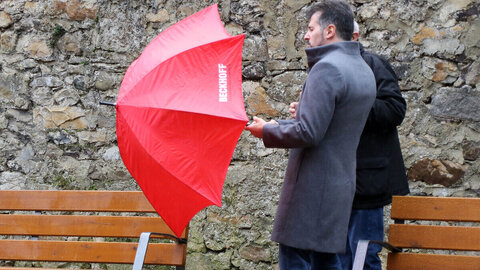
[218, 64, 228, 102]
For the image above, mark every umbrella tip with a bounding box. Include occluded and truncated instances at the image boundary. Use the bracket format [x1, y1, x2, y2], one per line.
[99, 101, 116, 106]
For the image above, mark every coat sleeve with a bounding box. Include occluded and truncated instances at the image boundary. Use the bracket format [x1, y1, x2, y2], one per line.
[262, 62, 343, 148]
[362, 53, 406, 130]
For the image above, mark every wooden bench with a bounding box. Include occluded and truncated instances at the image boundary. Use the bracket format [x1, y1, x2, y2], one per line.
[0, 190, 188, 269]
[353, 195, 480, 270]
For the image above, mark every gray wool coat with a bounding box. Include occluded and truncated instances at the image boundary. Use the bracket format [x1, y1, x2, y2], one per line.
[262, 41, 376, 253]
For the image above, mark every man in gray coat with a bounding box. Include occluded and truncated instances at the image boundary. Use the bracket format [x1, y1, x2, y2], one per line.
[245, 1, 376, 269]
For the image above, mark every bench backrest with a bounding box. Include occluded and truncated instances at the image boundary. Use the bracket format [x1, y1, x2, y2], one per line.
[0, 190, 188, 267]
[387, 196, 480, 270]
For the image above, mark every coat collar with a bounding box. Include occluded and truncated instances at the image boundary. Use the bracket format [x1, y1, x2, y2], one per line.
[306, 41, 361, 69]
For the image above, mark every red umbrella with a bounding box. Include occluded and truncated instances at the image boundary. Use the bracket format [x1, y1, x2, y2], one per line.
[112, 4, 247, 237]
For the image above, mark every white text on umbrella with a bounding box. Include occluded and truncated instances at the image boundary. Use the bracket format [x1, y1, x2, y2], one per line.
[219, 64, 228, 102]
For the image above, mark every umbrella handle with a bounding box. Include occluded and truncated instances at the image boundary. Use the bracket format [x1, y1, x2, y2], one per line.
[99, 101, 116, 106]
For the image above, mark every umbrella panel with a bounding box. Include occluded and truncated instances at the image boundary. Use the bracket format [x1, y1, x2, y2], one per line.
[118, 35, 246, 122]
[118, 4, 231, 102]
[117, 107, 246, 237]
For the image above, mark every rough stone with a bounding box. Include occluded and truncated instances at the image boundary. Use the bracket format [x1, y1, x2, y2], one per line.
[408, 158, 467, 187]
[72, 76, 86, 91]
[431, 61, 458, 83]
[58, 34, 82, 55]
[465, 61, 480, 86]
[48, 130, 78, 145]
[30, 76, 63, 88]
[0, 171, 26, 190]
[0, 11, 13, 28]
[19, 59, 37, 70]
[18, 144, 35, 162]
[430, 86, 480, 121]
[438, 0, 476, 23]
[0, 31, 16, 53]
[5, 109, 32, 123]
[54, 89, 80, 106]
[265, 60, 305, 74]
[422, 38, 464, 57]
[103, 146, 120, 161]
[358, 3, 380, 19]
[225, 22, 244, 36]
[94, 71, 115, 91]
[23, 2, 44, 15]
[0, 74, 14, 101]
[243, 62, 266, 80]
[245, 83, 280, 117]
[77, 130, 106, 145]
[55, 157, 92, 188]
[33, 106, 88, 129]
[243, 35, 268, 61]
[25, 40, 53, 59]
[464, 18, 480, 55]
[53, 0, 97, 21]
[186, 251, 233, 270]
[266, 35, 286, 60]
[0, 114, 8, 130]
[146, 9, 169, 23]
[412, 26, 440, 45]
[267, 71, 306, 103]
[203, 224, 228, 251]
[31, 87, 55, 106]
[239, 244, 271, 262]
[463, 141, 480, 161]
[284, 0, 310, 12]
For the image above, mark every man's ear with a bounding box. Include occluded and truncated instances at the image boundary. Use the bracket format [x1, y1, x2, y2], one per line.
[324, 24, 336, 39]
[352, 32, 359, 41]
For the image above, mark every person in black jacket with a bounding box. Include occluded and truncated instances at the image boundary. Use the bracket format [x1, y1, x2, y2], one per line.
[337, 22, 410, 270]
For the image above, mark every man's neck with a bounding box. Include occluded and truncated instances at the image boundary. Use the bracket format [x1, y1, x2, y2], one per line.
[325, 36, 345, 45]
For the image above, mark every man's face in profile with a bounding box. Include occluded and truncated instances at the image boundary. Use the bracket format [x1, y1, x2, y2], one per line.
[304, 12, 325, 48]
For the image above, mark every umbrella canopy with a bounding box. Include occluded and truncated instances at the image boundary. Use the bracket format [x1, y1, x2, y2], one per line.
[115, 4, 248, 237]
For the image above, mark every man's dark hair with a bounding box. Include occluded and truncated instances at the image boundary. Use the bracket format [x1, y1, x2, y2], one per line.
[307, 0, 354, 41]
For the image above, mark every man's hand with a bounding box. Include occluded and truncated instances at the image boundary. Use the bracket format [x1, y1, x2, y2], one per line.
[289, 102, 299, 119]
[245, 116, 278, 138]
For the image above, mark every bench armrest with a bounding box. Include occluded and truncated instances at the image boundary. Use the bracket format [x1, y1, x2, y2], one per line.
[352, 240, 402, 270]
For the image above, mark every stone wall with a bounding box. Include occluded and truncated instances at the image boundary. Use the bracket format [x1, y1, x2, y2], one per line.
[0, 0, 478, 269]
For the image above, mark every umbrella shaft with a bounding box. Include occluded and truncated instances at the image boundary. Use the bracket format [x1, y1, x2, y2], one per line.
[100, 101, 116, 106]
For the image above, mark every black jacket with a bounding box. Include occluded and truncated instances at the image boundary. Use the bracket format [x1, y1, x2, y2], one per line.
[353, 45, 410, 209]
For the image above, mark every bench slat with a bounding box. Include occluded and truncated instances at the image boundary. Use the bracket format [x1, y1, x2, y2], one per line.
[387, 253, 480, 270]
[0, 240, 186, 265]
[391, 196, 480, 222]
[0, 215, 185, 238]
[0, 190, 155, 212]
[389, 224, 480, 251]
